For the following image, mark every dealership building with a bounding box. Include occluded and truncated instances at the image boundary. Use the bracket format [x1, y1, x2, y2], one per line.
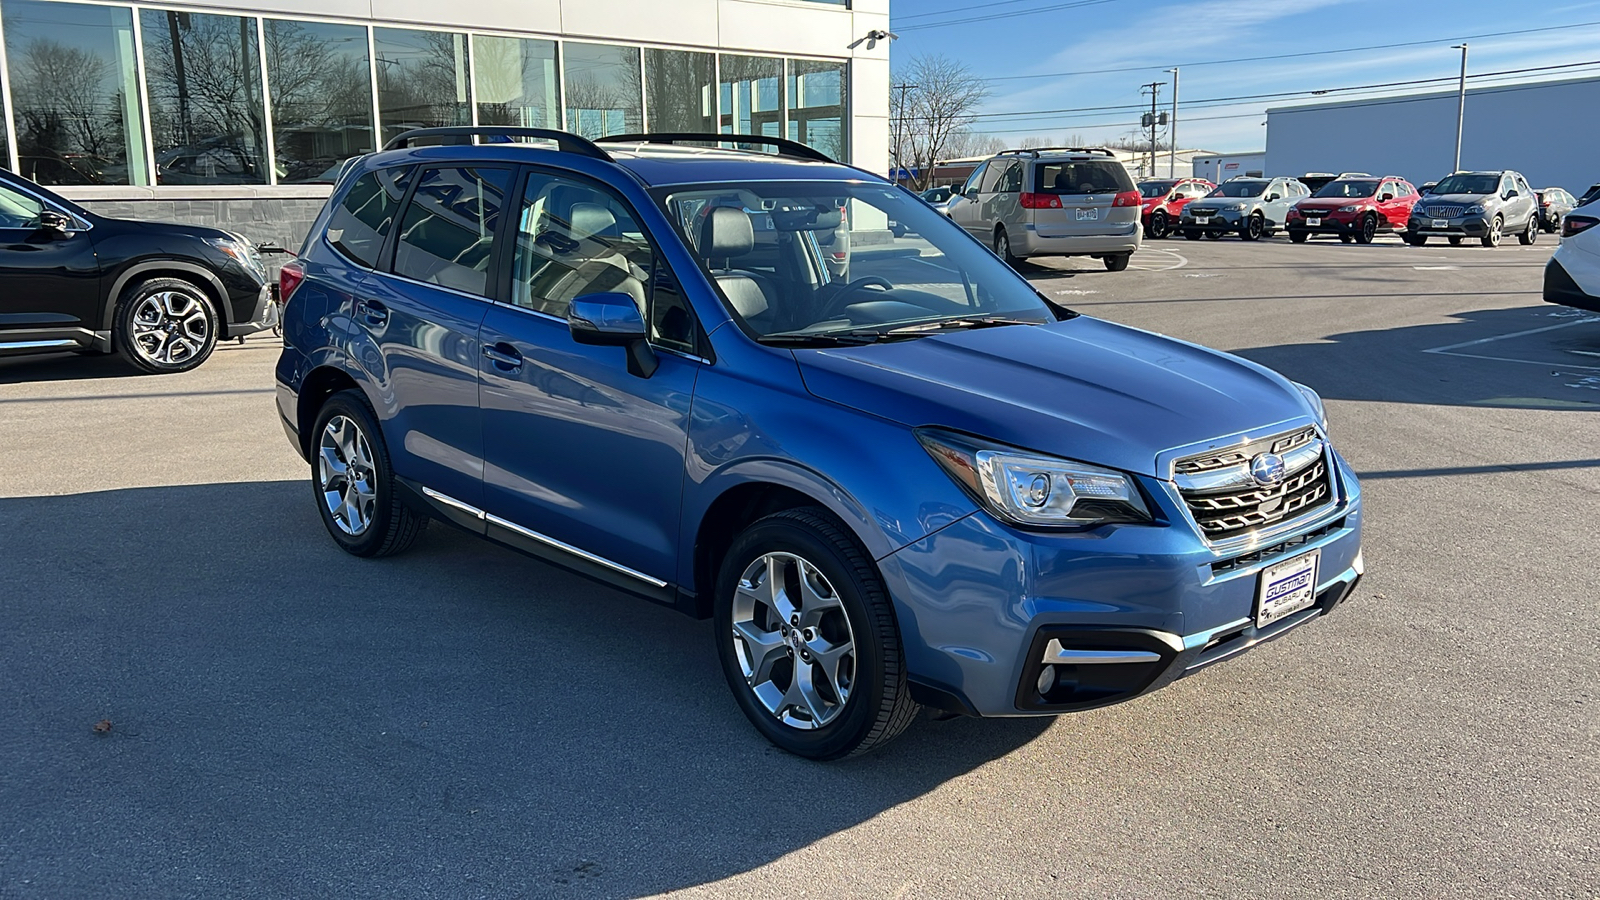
[0, 0, 889, 246]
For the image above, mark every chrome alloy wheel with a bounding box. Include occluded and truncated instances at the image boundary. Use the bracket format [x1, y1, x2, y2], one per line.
[318, 415, 377, 536]
[730, 552, 857, 730]
[129, 290, 210, 367]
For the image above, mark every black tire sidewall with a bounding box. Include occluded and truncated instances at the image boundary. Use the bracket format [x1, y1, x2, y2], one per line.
[714, 512, 899, 760]
[309, 390, 404, 557]
[1151, 210, 1168, 238]
[115, 277, 220, 374]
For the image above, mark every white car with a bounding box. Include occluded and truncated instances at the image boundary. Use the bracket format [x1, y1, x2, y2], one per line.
[1545, 198, 1600, 313]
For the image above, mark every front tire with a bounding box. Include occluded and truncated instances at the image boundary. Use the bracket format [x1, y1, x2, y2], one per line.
[715, 508, 918, 760]
[1354, 213, 1378, 244]
[1481, 215, 1503, 247]
[1240, 213, 1264, 241]
[1289, 230, 1308, 243]
[310, 390, 427, 558]
[114, 277, 219, 374]
[1149, 210, 1169, 239]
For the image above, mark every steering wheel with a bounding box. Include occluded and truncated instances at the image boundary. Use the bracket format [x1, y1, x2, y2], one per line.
[818, 276, 894, 320]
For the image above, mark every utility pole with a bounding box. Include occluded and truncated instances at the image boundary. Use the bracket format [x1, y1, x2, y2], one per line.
[1168, 67, 1179, 178]
[1451, 44, 1468, 172]
[1140, 81, 1165, 178]
[891, 82, 918, 187]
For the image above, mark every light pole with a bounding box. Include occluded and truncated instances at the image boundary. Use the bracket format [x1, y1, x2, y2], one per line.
[1168, 67, 1179, 178]
[1451, 43, 1468, 173]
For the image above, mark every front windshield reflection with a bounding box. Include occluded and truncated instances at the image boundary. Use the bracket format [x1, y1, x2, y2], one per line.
[657, 182, 1055, 340]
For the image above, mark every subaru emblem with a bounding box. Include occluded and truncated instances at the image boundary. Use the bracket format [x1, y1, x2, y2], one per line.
[1250, 452, 1287, 486]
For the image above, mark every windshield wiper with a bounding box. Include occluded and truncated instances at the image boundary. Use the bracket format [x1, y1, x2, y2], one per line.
[873, 316, 1042, 335]
[757, 330, 887, 346]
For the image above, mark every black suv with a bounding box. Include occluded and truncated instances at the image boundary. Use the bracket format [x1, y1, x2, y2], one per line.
[0, 169, 275, 373]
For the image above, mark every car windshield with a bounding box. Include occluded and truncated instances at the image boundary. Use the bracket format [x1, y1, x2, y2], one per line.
[1139, 180, 1178, 198]
[657, 181, 1056, 340]
[1313, 180, 1380, 198]
[1209, 181, 1268, 198]
[1431, 174, 1500, 196]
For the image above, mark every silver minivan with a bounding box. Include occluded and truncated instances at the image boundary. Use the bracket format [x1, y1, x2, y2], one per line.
[947, 148, 1143, 271]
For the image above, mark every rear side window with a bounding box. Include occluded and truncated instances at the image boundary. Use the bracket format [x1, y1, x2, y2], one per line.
[1034, 160, 1134, 195]
[996, 162, 1022, 193]
[392, 166, 513, 297]
[326, 167, 411, 268]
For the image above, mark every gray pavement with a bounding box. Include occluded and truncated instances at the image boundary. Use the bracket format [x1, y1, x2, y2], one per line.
[1, 232, 1596, 899]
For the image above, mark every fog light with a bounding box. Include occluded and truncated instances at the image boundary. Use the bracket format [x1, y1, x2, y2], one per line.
[1036, 664, 1057, 695]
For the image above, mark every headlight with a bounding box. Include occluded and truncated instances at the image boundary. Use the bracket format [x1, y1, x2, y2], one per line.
[206, 235, 267, 280]
[916, 428, 1151, 528]
[1337, 205, 1359, 212]
[1292, 382, 1328, 433]
[1464, 205, 1485, 216]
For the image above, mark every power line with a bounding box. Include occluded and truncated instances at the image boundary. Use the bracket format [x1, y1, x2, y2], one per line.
[895, 0, 1130, 33]
[978, 19, 1600, 81]
[892, 0, 1058, 22]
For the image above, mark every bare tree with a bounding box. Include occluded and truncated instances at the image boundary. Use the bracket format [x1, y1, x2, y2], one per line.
[890, 54, 987, 191]
[941, 130, 1006, 160]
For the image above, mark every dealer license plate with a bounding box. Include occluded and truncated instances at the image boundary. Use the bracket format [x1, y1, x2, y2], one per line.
[1432, 219, 1449, 229]
[1256, 550, 1321, 628]
[1307, 217, 1321, 226]
[1076, 207, 1098, 221]
[1194, 215, 1210, 225]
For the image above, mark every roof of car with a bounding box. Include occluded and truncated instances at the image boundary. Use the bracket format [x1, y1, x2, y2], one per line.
[359, 140, 874, 189]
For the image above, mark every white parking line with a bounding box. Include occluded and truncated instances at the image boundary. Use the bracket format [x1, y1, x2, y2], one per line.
[1130, 248, 1188, 271]
[1421, 316, 1600, 371]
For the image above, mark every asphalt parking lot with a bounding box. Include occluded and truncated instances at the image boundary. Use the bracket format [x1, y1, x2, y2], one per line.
[2, 232, 1596, 899]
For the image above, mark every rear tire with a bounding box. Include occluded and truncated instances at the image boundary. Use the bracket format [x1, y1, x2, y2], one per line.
[1182, 228, 1201, 241]
[715, 508, 918, 760]
[994, 227, 1022, 267]
[1103, 252, 1131, 272]
[1403, 233, 1428, 246]
[1203, 230, 1223, 240]
[310, 390, 427, 558]
[1339, 234, 1353, 243]
[1518, 212, 1538, 245]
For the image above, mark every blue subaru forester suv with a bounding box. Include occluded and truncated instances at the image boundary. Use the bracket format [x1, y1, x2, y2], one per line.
[275, 128, 1363, 759]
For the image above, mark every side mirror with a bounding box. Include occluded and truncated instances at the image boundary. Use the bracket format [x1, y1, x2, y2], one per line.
[568, 291, 657, 377]
[1380, 193, 1394, 201]
[963, 187, 979, 199]
[36, 210, 72, 236]
[1504, 189, 1518, 199]
[1266, 193, 1280, 202]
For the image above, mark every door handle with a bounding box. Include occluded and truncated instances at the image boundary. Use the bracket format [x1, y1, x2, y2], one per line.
[483, 343, 523, 370]
[358, 300, 389, 325]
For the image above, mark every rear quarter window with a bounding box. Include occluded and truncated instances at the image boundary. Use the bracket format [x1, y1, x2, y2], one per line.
[1034, 160, 1134, 195]
[326, 167, 412, 268]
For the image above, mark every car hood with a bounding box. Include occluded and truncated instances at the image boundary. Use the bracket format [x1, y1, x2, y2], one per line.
[1296, 197, 1369, 209]
[795, 317, 1311, 478]
[1422, 193, 1492, 206]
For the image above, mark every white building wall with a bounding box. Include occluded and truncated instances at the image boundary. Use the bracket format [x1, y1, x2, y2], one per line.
[1191, 152, 1265, 182]
[1266, 76, 1600, 192]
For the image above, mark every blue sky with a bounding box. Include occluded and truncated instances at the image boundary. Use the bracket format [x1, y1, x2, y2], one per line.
[887, 0, 1600, 152]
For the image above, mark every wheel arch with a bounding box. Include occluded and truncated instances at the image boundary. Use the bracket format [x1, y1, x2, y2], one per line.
[101, 260, 230, 332]
[296, 365, 365, 459]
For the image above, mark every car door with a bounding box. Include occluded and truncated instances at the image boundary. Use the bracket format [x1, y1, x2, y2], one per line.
[987, 160, 1023, 237]
[1515, 174, 1538, 228]
[1262, 179, 1291, 225]
[0, 174, 101, 351]
[476, 167, 701, 590]
[354, 163, 513, 511]
[949, 163, 989, 239]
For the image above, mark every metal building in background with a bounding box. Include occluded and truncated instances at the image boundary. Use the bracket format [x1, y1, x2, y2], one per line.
[0, 0, 890, 249]
[1265, 75, 1600, 194]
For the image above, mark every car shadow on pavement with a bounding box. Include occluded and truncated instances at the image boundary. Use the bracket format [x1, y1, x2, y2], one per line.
[0, 480, 1051, 899]
[1228, 306, 1600, 411]
[0, 351, 141, 383]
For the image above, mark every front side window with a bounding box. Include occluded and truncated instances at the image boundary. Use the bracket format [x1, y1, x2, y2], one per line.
[1139, 180, 1177, 199]
[563, 42, 642, 139]
[509, 171, 654, 323]
[391, 166, 512, 296]
[265, 19, 375, 184]
[1034, 160, 1134, 195]
[2, 0, 151, 185]
[374, 28, 472, 148]
[658, 181, 1056, 340]
[0, 180, 46, 228]
[141, 10, 267, 185]
[960, 163, 987, 195]
[978, 162, 1005, 193]
[326, 167, 411, 267]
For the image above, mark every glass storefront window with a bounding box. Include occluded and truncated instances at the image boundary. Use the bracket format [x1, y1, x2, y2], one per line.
[2, 0, 149, 185]
[719, 54, 782, 138]
[265, 19, 374, 184]
[562, 42, 640, 139]
[1, 71, 10, 171]
[787, 58, 846, 162]
[474, 35, 558, 130]
[140, 10, 267, 185]
[644, 48, 713, 133]
[374, 27, 471, 147]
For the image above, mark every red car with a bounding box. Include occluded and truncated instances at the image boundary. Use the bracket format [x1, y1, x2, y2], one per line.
[1286, 176, 1419, 244]
[1137, 177, 1214, 238]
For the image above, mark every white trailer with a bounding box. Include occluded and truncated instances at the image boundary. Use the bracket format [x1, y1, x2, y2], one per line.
[1192, 152, 1266, 183]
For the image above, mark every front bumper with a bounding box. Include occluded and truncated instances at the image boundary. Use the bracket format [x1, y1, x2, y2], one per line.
[1179, 209, 1246, 232]
[1407, 214, 1490, 237]
[226, 284, 278, 339]
[1287, 212, 1360, 234]
[880, 447, 1364, 717]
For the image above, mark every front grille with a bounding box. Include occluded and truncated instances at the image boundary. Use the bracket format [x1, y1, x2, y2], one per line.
[1210, 518, 1345, 574]
[1175, 427, 1334, 542]
[1426, 205, 1464, 217]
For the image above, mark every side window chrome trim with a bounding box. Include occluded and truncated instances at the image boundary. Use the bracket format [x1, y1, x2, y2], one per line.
[374, 268, 495, 304]
[485, 297, 712, 364]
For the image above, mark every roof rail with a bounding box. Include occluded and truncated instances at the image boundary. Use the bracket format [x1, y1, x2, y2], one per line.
[594, 132, 835, 163]
[995, 146, 1116, 159]
[382, 126, 611, 160]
